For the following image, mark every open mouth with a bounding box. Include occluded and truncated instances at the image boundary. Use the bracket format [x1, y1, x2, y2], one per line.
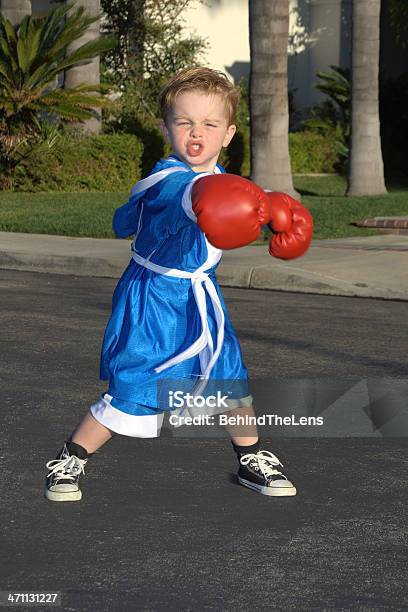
[187, 142, 203, 157]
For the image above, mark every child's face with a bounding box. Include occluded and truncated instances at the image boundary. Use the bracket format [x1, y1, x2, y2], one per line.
[160, 90, 236, 173]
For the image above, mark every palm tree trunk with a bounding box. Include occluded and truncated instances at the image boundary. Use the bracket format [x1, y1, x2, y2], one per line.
[0, 0, 31, 25]
[347, 0, 386, 196]
[31, 1, 59, 108]
[249, 0, 298, 198]
[64, 0, 102, 135]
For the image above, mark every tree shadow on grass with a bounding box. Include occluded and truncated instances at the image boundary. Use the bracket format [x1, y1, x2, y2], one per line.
[296, 188, 320, 197]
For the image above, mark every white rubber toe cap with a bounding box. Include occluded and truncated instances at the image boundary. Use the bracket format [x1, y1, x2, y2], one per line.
[269, 480, 295, 488]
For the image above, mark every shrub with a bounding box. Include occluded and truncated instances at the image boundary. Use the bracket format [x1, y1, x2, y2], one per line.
[0, 4, 115, 188]
[11, 132, 143, 192]
[103, 85, 170, 177]
[303, 66, 351, 168]
[13, 127, 337, 193]
[289, 131, 339, 174]
[221, 129, 339, 176]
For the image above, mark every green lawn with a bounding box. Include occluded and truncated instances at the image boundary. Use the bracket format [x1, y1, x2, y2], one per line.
[0, 191, 125, 238]
[295, 175, 408, 239]
[0, 176, 407, 240]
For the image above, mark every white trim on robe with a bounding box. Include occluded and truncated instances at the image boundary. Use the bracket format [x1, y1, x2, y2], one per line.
[90, 394, 164, 438]
[130, 166, 189, 197]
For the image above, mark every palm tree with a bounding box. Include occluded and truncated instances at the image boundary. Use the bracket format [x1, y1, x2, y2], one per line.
[0, 0, 31, 26]
[64, 0, 102, 134]
[347, 0, 387, 196]
[249, 0, 298, 198]
[0, 3, 114, 185]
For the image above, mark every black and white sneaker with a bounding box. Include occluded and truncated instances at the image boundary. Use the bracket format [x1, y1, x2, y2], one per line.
[44, 441, 90, 502]
[238, 450, 297, 496]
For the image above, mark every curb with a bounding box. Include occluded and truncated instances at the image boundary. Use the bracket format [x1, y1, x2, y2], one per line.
[1, 233, 408, 302]
[0, 250, 125, 279]
[217, 263, 408, 300]
[355, 217, 408, 235]
[2, 252, 403, 301]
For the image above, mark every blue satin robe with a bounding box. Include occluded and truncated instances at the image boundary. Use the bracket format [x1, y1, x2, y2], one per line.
[99, 155, 249, 416]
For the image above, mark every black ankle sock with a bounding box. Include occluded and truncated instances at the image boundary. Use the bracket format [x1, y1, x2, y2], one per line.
[64, 440, 93, 460]
[232, 439, 260, 459]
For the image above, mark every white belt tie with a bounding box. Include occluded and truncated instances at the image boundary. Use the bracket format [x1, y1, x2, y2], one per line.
[132, 252, 225, 381]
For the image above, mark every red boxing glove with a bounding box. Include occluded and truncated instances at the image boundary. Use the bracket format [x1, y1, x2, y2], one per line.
[264, 191, 313, 260]
[191, 174, 269, 249]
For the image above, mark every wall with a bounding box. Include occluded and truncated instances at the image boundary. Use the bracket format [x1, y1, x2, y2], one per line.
[183, 0, 352, 114]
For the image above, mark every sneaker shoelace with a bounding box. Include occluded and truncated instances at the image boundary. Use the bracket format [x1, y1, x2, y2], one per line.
[46, 455, 87, 484]
[240, 450, 288, 481]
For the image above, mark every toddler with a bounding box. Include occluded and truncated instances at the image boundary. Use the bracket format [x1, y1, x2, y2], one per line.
[44, 67, 313, 502]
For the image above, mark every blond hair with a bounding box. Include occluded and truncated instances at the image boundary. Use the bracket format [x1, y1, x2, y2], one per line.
[158, 67, 241, 126]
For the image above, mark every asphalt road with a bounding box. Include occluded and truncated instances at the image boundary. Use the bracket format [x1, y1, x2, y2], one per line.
[1, 270, 408, 611]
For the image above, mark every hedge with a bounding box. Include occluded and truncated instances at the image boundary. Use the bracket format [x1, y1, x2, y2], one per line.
[12, 132, 144, 192]
[289, 131, 339, 174]
[9, 129, 339, 193]
[220, 129, 339, 177]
